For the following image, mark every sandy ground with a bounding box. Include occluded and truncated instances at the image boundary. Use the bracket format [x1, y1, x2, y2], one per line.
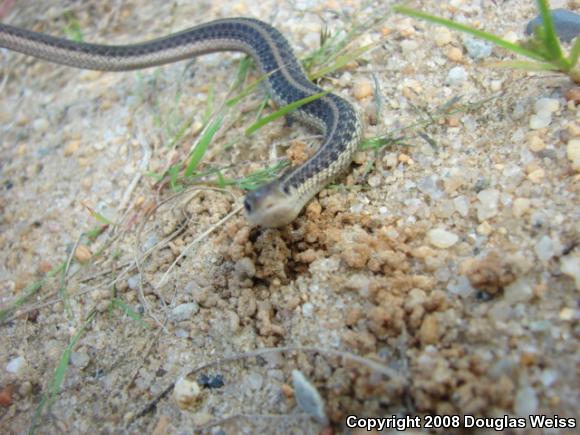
[1, 0, 579, 433]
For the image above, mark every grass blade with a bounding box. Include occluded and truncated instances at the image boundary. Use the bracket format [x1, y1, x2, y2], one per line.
[245, 91, 329, 135]
[486, 59, 561, 71]
[535, 0, 565, 64]
[184, 114, 224, 177]
[309, 43, 374, 80]
[569, 36, 580, 66]
[394, 5, 546, 61]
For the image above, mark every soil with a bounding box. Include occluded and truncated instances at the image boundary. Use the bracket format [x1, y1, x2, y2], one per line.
[1, 0, 579, 433]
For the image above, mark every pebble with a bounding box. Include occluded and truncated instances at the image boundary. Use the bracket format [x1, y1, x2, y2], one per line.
[6, 356, 25, 374]
[127, 274, 140, 290]
[565, 87, 580, 104]
[535, 235, 555, 263]
[453, 195, 469, 217]
[64, 139, 81, 156]
[502, 31, 519, 44]
[527, 168, 545, 183]
[292, 370, 328, 425]
[400, 39, 419, 53]
[448, 276, 476, 298]
[433, 27, 452, 46]
[463, 37, 493, 59]
[476, 189, 500, 221]
[353, 78, 373, 100]
[560, 254, 580, 289]
[235, 257, 256, 278]
[170, 302, 199, 323]
[527, 134, 546, 152]
[534, 98, 560, 114]
[427, 228, 459, 249]
[512, 198, 531, 218]
[526, 8, 580, 42]
[504, 278, 533, 303]
[514, 384, 539, 416]
[173, 378, 202, 409]
[70, 351, 90, 369]
[447, 47, 463, 62]
[529, 113, 551, 129]
[74, 245, 92, 263]
[446, 66, 468, 85]
[419, 315, 440, 345]
[33, 118, 50, 133]
[567, 139, 580, 171]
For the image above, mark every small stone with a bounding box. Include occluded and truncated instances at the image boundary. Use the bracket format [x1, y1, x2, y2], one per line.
[512, 198, 531, 218]
[70, 351, 90, 369]
[514, 384, 539, 416]
[127, 274, 140, 290]
[565, 87, 580, 104]
[33, 118, 49, 133]
[433, 27, 452, 46]
[6, 357, 25, 374]
[427, 228, 459, 249]
[526, 8, 580, 42]
[476, 189, 500, 221]
[502, 31, 519, 44]
[419, 314, 440, 345]
[560, 254, 580, 289]
[463, 37, 493, 59]
[446, 66, 468, 85]
[353, 78, 373, 100]
[534, 97, 560, 114]
[235, 257, 256, 278]
[447, 47, 463, 62]
[476, 221, 493, 236]
[75, 245, 92, 263]
[448, 276, 475, 298]
[173, 378, 202, 409]
[527, 135, 545, 152]
[527, 168, 545, 183]
[559, 307, 575, 321]
[64, 139, 81, 156]
[567, 122, 580, 137]
[170, 303, 199, 323]
[453, 195, 469, 217]
[292, 370, 328, 425]
[504, 278, 533, 303]
[567, 139, 580, 171]
[529, 113, 552, 129]
[535, 235, 555, 262]
[490, 80, 503, 92]
[400, 39, 419, 53]
[0, 386, 13, 407]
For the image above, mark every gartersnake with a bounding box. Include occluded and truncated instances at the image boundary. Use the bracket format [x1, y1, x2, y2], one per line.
[0, 17, 362, 227]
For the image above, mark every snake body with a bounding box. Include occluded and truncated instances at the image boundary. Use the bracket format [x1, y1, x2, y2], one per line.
[0, 17, 362, 227]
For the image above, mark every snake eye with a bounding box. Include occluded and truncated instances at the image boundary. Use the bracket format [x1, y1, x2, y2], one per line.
[244, 199, 252, 213]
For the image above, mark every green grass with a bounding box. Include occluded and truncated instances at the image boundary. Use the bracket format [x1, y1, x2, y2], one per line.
[394, 0, 580, 83]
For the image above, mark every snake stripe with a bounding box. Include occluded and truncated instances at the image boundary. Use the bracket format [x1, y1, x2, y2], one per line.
[0, 17, 362, 227]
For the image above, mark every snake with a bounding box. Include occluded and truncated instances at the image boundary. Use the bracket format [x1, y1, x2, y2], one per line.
[0, 17, 362, 227]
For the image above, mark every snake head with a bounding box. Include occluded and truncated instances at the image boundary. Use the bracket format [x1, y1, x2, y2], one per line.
[244, 181, 298, 228]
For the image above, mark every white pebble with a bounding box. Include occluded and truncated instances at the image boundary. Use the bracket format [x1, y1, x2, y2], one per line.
[6, 356, 25, 374]
[170, 303, 199, 323]
[529, 113, 552, 129]
[504, 278, 533, 303]
[433, 27, 452, 46]
[534, 97, 560, 114]
[70, 352, 90, 369]
[33, 118, 50, 132]
[453, 195, 470, 217]
[427, 228, 459, 249]
[446, 66, 468, 85]
[173, 378, 202, 409]
[400, 39, 419, 53]
[476, 189, 500, 221]
[447, 276, 475, 298]
[535, 235, 555, 262]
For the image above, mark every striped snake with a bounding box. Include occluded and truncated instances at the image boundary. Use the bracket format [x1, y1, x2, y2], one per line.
[0, 17, 363, 227]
